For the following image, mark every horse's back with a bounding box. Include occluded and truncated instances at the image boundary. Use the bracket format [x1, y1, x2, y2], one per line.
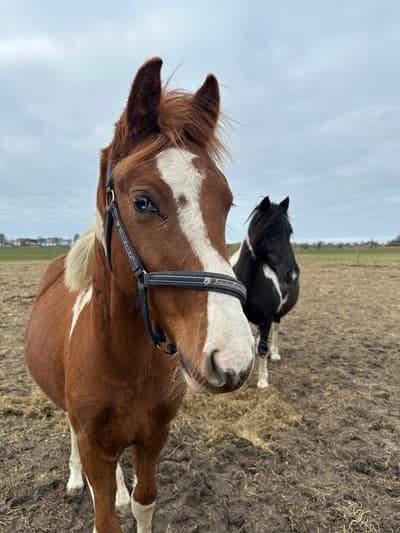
[25, 255, 75, 410]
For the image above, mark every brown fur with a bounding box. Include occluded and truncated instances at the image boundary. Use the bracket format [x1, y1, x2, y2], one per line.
[25, 58, 241, 532]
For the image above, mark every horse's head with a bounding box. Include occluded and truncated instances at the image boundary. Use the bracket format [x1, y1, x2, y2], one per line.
[247, 196, 299, 284]
[96, 58, 254, 393]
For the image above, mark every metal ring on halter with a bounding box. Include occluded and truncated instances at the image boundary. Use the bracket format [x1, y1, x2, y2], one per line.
[106, 188, 115, 204]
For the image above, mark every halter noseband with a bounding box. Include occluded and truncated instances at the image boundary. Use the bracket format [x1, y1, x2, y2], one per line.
[104, 159, 247, 354]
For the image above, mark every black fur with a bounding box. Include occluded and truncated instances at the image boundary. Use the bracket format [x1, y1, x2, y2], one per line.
[232, 196, 300, 357]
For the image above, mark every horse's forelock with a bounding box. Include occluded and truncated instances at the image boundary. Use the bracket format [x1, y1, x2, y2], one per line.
[109, 87, 228, 169]
[249, 203, 291, 244]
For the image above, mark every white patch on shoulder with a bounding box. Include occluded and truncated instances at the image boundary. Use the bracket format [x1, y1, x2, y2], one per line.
[69, 286, 93, 338]
[156, 148, 253, 375]
[262, 264, 287, 312]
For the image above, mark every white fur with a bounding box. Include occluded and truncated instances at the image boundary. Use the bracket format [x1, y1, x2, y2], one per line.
[131, 499, 155, 533]
[257, 357, 269, 388]
[229, 242, 242, 267]
[69, 286, 93, 338]
[262, 264, 288, 312]
[64, 224, 95, 292]
[64, 209, 105, 293]
[115, 463, 131, 512]
[156, 148, 254, 377]
[66, 419, 84, 495]
[245, 233, 256, 259]
[94, 207, 106, 252]
[270, 321, 281, 361]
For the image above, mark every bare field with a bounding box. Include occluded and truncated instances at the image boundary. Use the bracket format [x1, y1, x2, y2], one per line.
[1, 256, 399, 532]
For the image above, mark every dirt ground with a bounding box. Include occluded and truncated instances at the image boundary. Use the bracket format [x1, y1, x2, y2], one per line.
[0, 257, 399, 532]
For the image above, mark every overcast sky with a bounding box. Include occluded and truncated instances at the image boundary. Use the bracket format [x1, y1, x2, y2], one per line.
[0, 0, 399, 243]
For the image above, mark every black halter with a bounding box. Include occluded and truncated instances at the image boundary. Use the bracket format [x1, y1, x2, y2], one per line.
[104, 159, 247, 354]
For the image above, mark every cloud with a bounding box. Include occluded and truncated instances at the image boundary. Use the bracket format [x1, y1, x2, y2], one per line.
[0, 0, 399, 243]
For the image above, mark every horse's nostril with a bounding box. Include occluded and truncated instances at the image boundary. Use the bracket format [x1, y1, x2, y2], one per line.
[209, 349, 225, 384]
[224, 369, 241, 388]
[209, 351, 242, 388]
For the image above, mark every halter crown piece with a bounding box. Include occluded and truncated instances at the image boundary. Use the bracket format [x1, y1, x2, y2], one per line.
[104, 159, 247, 355]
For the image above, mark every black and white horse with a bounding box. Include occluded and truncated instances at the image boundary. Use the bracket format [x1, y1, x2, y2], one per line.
[230, 196, 300, 388]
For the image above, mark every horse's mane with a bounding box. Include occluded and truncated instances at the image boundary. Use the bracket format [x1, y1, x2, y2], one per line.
[64, 223, 96, 292]
[65, 85, 227, 293]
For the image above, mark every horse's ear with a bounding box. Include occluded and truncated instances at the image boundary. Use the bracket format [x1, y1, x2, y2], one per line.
[280, 196, 289, 212]
[259, 196, 271, 211]
[192, 74, 220, 132]
[126, 57, 162, 136]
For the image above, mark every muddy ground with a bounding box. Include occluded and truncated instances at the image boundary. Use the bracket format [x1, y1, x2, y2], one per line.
[0, 258, 399, 532]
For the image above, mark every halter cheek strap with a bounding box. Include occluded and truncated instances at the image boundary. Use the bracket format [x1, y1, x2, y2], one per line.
[104, 159, 247, 354]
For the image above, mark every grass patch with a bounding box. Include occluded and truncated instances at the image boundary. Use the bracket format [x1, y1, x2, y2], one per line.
[228, 243, 400, 266]
[0, 246, 69, 262]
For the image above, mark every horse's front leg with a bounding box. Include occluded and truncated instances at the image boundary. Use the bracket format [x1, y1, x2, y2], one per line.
[78, 435, 122, 533]
[131, 427, 169, 533]
[257, 321, 271, 388]
[269, 321, 281, 361]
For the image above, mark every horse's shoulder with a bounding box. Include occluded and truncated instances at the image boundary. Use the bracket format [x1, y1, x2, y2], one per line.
[36, 255, 66, 298]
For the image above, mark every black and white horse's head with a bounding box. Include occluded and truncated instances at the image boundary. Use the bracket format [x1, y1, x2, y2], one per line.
[247, 196, 299, 285]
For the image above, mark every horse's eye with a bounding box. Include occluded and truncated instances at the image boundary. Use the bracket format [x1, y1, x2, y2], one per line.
[133, 196, 158, 214]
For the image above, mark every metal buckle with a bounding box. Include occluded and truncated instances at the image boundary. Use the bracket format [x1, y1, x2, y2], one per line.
[106, 188, 115, 205]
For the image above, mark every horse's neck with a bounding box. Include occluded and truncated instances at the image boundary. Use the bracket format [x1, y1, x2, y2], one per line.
[91, 252, 153, 368]
[234, 239, 259, 288]
[236, 239, 286, 291]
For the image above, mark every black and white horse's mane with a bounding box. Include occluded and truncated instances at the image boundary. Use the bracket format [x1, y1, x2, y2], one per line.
[247, 197, 293, 254]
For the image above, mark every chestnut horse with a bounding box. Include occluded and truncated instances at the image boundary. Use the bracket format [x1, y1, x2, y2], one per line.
[25, 58, 254, 533]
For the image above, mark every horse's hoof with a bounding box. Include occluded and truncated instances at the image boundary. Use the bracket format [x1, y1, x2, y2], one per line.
[270, 353, 281, 361]
[257, 379, 269, 389]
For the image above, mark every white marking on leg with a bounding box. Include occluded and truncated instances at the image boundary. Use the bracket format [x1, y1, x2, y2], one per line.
[131, 498, 155, 533]
[69, 286, 93, 338]
[85, 476, 98, 533]
[115, 462, 131, 514]
[156, 148, 254, 376]
[257, 356, 269, 388]
[66, 419, 84, 496]
[270, 322, 281, 361]
[86, 475, 95, 507]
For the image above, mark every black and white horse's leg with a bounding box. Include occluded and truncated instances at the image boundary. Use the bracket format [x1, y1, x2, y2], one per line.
[270, 318, 281, 361]
[256, 322, 271, 388]
[66, 416, 130, 514]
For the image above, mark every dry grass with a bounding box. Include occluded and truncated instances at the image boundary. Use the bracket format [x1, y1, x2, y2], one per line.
[176, 384, 301, 451]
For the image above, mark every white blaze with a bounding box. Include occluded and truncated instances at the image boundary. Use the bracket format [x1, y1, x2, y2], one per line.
[156, 148, 253, 374]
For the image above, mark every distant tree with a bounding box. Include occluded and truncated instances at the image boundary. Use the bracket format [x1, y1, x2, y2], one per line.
[73, 233, 80, 242]
[0, 233, 6, 245]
